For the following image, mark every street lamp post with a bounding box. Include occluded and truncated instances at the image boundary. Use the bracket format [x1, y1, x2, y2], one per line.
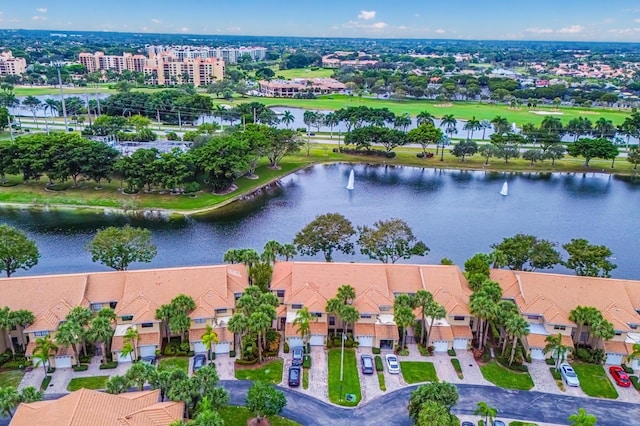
[53, 61, 69, 133]
[340, 331, 345, 382]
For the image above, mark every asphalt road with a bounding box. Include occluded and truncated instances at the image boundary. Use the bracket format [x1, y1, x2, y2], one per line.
[2, 381, 638, 426]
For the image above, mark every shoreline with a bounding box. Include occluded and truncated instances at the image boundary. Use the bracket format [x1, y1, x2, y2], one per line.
[0, 161, 638, 217]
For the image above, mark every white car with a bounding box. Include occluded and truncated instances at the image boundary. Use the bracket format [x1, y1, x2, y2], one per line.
[385, 354, 400, 374]
[559, 362, 580, 387]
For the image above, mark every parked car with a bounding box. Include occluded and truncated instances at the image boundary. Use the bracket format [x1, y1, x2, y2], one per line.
[361, 354, 374, 375]
[461, 422, 475, 426]
[288, 366, 301, 387]
[609, 366, 631, 387]
[559, 363, 580, 387]
[193, 353, 207, 372]
[493, 421, 507, 426]
[292, 347, 304, 366]
[141, 356, 156, 366]
[385, 354, 400, 374]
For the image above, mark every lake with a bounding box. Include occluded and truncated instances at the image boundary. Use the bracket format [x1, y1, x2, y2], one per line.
[1, 164, 638, 279]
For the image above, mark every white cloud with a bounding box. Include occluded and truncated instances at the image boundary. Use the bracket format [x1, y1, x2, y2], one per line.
[526, 27, 553, 34]
[343, 20, 388, 30]
[180, 27, 189, 32]
[36, 8, 47, 13]
[358, 10, 376, 20]
[608, 27, 640, 34]
[435, 29, 446, 34]
[226, 26, 241, 32]
[151, 18, 161, 24]
[32, 15, 47, 21]
[141, 26, 149, 31]
[371, 22, 387, 29]
[558, 25, 583, 33]
[635, 18, 640, 23]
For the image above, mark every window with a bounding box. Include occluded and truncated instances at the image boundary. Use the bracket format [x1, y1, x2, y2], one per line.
[292, 304, 303, 310]
[194, 318, 207, 324]
[453, 316, 465, 321]
[329, 316, 335, 326]
[109, 302, 117, 309]
[276, 290, 285, 297]
[141, 323, 153, 328]
[379, 306, 391, 312]
[34, 331, 49, 337]
[234, 293, 242, 300]
[615, 331, 622, 336]
[360, 314, 372, 319]
[121, 315, 133, 322]
[630, 325, 638, 330]
[553, 325, 566, 331]
[215, 309, 227, 314]
[527, 315, 540, 320]
[90, 303, 102, 312]
[311, 312, 322, 318]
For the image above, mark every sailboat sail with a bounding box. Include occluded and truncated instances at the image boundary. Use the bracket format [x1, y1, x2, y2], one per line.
[500, 181, 508, 196]
[346, 170, 355, 190]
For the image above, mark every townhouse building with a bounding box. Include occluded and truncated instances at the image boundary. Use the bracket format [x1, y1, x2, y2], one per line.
[258, 78, 346, 97]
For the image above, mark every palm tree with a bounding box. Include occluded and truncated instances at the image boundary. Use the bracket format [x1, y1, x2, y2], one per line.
[413, 290, 433, 346]
[281, 110, 294, 128]
[55, 320, 83, 366]
[491, 116, 510, 135]
[416, 111, 435, 126]
[10, 310, 34, 354]
[324, 112, 339, 140]
[303, 110, 317, 156]
[156, 304, 174, 339]
[67, 306, 92, 356]
[228, 313, 248, 358]
[123, 326, 139, 361]
[568, 408, 597, 426]
[463, 116, 481, 140]
[201, 324, 219, 361]
[424, 301, 447, 348]
[627, 343, 640, 368]
[0, 308, 14, 356]
[440, 114, 457, 140]
[394, 305, 414, 350]
[338, 304, 359, 341]
[22, 96, 42, 129]
[505, 314, 529, 365]
[87, 316, 114, 365]
[43, 98, 58, 134]
[106, 374, 130, 395]
[480, 119, 492, 140]
[541, 116, 563, 135]
[590, 318, 614, 350]
[469, 293, 494, 350]
[0, 387, 19, 419]
[474, 401, 498, 425]
[33, 335, 58, 378]
[594, 118, 615, 139]
[293, 307, 314, 346]
[544, 333, 571, 371]
[569, 306, 598, 345]
[337, 285, 356, 305]
[249, 311, 271, 363]
[393, 113, 412, 131]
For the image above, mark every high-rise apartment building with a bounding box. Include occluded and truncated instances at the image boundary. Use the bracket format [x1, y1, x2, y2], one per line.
[145, 45, 267, 64]
[0, 51, 27, 76]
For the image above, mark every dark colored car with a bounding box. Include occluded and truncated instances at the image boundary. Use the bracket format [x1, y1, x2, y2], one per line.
[609, 365, 631, 387]
[461, 423, 475, 426]
[193, 353, 207, 372]
[141, 356, 156, 366]
[361, 354, 374, 375]
[292, 347, 304, 366]
[288, 366, 301, 387]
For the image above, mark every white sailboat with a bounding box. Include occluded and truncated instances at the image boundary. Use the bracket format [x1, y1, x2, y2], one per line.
[346, 170, 355, 190]
[500, 181, 508, 196]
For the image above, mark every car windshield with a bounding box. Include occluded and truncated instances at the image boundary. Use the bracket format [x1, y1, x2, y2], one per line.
[290, 369, 299, 378]
[389, 358, 398, 366]
[564, 369, 576, 377]
[363, 358, 372, 367]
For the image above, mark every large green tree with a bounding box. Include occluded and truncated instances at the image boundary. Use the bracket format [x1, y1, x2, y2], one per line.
[0, 224, 40, 277]
[407, 122, 443, 158]
[294, 213, 355, 262]
[568, 408, 597, 426]
[567, 137, 619, 167]
[491, 234, 561, 272]
[86, 225, 157, 271]
[245, 381, 286, 423]
[357, 218, 429, 263]
[563, 238, 616, 278]
[408, 382, 458, 423]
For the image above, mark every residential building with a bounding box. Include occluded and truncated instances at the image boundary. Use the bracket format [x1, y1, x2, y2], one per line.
[491, 270, 640, 366]
[321, 55, 379, 69]
[150, 54, 225, 87]
[270, 262, 474, 352]
[145, 45, 267, 64]
[0, 51, 27, 76]
[11, 389, 183, 426]
[78, 52, 146, 74]
[258, 78, 346, 97]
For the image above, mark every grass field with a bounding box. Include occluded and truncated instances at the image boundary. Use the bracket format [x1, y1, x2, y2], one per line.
[0, 370, 24, 388]
[480, 360, 534, 390]
[400, 361, 438, 384]
[235, 359, 283, 384]
[328, 348, 362, 406]
[66, 375, 109, 391]
[273, 67, 336, 80]
[571, 363, 619, 399]
[212, 94, 631, 125]
[218, 406, 301, 425]
[12, 85, 173, 97]
[158, 357, 189, 373]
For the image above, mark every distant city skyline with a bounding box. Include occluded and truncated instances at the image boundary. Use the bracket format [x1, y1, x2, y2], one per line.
[1, 0, 640, 42]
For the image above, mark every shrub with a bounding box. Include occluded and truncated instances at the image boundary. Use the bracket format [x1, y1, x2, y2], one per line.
[306, 342, 311, 354]
[416, 153, 425, 158]
[630, 376, 640, 390]
[386, 152, 396, 158]
[549, 367, 561, 381]
[72, 364, 89, 372]
[372, 347, 381, 355]
[545, 358, 556, 366]
[451, 358, 463, 379]
[264, 351, 278, 357]
[447, 348, 456, 357]
[575, 347, 605, 364]
[235, 358, 258, 366]
[229, 350, 236, 358]
[344, 340, 354, 348]
[187, 351, 195, 357]
[99, 361, 118, 370]
[183, 182, 201, 193]
[40, 375, 52, 391]
[47, 367, 56, 374]
[179, 342, 189, 352]
[374, 355, 384, 372]
[266, 329, 281, 352]
[166, 131, 179, 141]
[417, 344, 433, 357]
[496, 356, 529, 372]
[303, 355, 311, 369]
[622, 364, 634, 374]
[79, 355, 92, 364]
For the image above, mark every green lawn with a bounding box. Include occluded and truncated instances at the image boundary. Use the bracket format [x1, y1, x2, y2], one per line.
[377, 372, 386, 391]
[158, 357, 189, 373]
[480, 361, 534, 390]
[67, 375, 109, 391]
[571, 363, 619, 399]
[400, 361, 438, 384]
[327, 349, 361, 406]
[273, 67, 335, 80]
[218, 406, 300, 425]
[235, 359, 284, 384]
[509, 422, 539, 426]
[0, 370, 25, 388]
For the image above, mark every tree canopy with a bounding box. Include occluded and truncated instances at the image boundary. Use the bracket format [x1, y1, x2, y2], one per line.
[86, 225, 157, 271]
[294, 213, 355, 262]
[357, 218, 429, 263]
[0, 224, 40, 277]
[563, 238, 616, 278]
[491, 233, 561, 272]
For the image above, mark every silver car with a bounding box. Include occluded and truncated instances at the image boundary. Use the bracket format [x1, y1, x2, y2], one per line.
[559, 362, 580, 387]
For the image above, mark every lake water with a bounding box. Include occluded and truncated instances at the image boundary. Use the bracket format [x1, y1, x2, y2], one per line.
[1, 164, 639, 279]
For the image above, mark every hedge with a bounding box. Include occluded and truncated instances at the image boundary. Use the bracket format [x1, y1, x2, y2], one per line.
[235, 358, 259, 366]
[99, 361, 118, 370]
[375, 355, 384, 372]
[631, 376, 640, 391]
[372, 347, 381, 355]
[72, 364, 89, 372]
[303, 355, 311, 369]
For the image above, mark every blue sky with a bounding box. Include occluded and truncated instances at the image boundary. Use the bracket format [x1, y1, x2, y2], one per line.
[2, 1, 640, 41]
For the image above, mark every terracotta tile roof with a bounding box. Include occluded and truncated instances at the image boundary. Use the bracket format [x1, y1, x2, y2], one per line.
[604, 340, 629, 355]
[112, 332, 160, 352]
[375, 324, 398, 340]
[25, 341, 36, 357]
[526, 333, 573, 349]
[26, 299, 75, 333]
[419, 266, 472, 316]
[111, 335, 125, 352]
[12, 389, 182, 426]
[285, 322, 300, 338]
[430, 326, 454, 341]
[309, 321, 327, 335]
[354, 323, 375, 336]
[189, 327, 229, 343]
[84, 272, 126, 304]
[491, 270, 640, 331]
[451, 325, 473, 339]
